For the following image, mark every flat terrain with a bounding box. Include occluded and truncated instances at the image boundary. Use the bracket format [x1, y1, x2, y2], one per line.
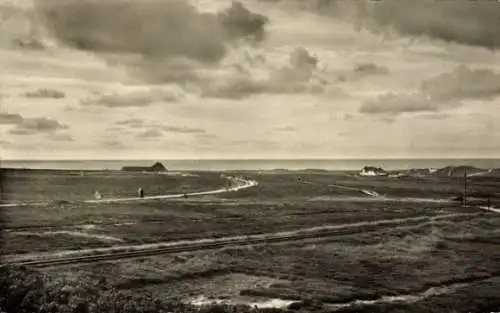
[2, 169, 500, 312]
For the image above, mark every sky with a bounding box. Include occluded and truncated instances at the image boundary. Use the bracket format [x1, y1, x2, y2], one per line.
[1, 0, 500, 159]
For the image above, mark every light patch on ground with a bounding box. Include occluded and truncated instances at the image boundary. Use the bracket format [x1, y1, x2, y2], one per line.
[113, 222, 137, 226]
[76, 224, 98, 230]
[306, 226, 444, 261]
[190, 295, 295, 309]
[371, 232, 442, 258]
[186, 273, 285, 299]
[10, 230, 124, 242]
[328, 282, 471, 309]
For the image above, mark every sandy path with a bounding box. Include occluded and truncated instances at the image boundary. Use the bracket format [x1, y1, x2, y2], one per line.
[0, 176, 258, 207]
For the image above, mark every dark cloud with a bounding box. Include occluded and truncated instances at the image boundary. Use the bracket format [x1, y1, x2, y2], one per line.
[290, 47, 318, 70]
[270, 0, 500, 50]
[421, 65, 500, 101]
[14, 38, 46, 50]
[366, 0, 500, 50]
[353, 62, 389, 76]
[360, 93, 438, 115]
[23, 88, 66, 99]
[220, 1, 268, 42]
[8, 117, 68, 135]
[36, 0, 267, 64]
[82, 89, 180, 108]
[0, 112, 23, 124]
[264, 47, 325, 94]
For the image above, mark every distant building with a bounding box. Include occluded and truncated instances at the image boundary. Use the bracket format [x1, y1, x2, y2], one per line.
[121, 162, 167, 173]
[94, 191, 102, 200]
[359, 166, 388, 177]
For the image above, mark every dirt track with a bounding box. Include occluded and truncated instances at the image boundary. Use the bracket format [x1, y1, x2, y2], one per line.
[3, 211, 483, 268]
[3, 177, 498, 268]
[0, 176, 258, 207]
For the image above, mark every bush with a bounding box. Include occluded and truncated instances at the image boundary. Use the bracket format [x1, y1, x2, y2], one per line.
[0, 266, 283, 313]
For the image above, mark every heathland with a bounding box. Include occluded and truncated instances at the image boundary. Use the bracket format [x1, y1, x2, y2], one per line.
[1, 166, 500, 313]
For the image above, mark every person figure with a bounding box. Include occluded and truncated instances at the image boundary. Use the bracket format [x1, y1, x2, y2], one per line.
[138, 187, 144, 198]
[94, 191, 102, 200]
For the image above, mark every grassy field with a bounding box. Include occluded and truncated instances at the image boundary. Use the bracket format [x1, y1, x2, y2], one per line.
[0, 170, 225, 202]
[2, 169, 500, 312]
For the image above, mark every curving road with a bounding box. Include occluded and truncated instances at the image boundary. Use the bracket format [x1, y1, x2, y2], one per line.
[84, 176, 257, 204]
[2, 175, 498, 268]
[0, 175, 258, 208]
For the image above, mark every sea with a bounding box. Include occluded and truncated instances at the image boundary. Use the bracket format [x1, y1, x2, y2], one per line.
[1, 159, 500, 171]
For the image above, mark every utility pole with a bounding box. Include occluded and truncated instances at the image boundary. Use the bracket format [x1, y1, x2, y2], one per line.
[463, 168, 467, 207]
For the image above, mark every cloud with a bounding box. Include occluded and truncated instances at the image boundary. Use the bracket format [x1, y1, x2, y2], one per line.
[228, 139, 279, 149]
[272, 125, 296, 132]
[290, 47, 318, 69]
[364, 0, 500, 50]
[136, 125, 205, 140]
[0, 112, 23, 124]
[115, 118, 206, 135]
[282, 0, 500, 50]
[417, 112, 450, 120]
[36, 0, 268, 64]
[137, 128, 163, 139]
[14, 38, 46, 50]
[8, 117, 68, 135]
[344, 114, 355, 121]
[196, 133, 218, 140]
[161, 125, 205, 134]
[360, 93, 438, 115]
[1, 111, 68, 135]
[353, 62, 389, 76]
[49, 133, 74, 142]
[360, 65, 500, 116]
[23, 88, 66, 99]
[202, 47, 325, 99]
[421, 65, 500, 101]
[127, 57, 203, 84]
[220, 1, 269, 42]
[116, 119, 145, 128]
[82, 89, 180, 108]
[201, 76, 266, 99]
[100, 139, 126, 150]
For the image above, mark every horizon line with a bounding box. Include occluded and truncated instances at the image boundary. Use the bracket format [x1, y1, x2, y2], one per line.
[2, 157, 500, 161]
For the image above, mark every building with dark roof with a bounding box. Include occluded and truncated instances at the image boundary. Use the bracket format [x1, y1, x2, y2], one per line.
[121, 162, 167, 173]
